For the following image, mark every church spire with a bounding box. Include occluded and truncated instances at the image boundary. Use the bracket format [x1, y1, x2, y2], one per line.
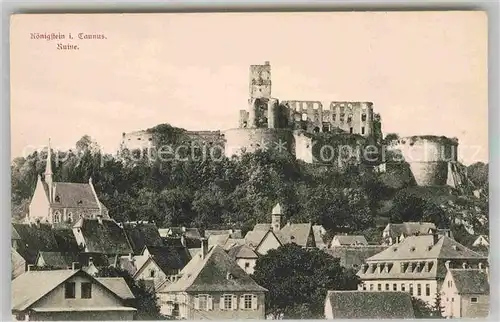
[45, 138, 53, 200]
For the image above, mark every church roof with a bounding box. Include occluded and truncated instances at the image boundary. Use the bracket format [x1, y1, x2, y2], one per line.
[49, 182, 100, 209]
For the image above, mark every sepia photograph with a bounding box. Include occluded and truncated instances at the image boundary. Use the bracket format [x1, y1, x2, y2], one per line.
[10, 11, 489, 320]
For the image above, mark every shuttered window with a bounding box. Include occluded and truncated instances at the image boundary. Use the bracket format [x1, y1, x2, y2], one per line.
[220, 294, 237, 310]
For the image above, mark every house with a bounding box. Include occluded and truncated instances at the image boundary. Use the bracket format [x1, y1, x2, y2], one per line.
[73, 217, 133, 256]
[330, 235, 368, 247]
[277, 223, 316, 248]
[133, 245, 191, 291]
[227, 244, 259, 274]
[12, 222, 61, 265]
[440, 265, 490, 318]
[324, 245, 388, 270]
[324, 291, 415, 319]
[382, 222, 436, 245]
[157, 245, 267, 320]
[11, 248, 26, 280]
[312, 225, 327, 249]
[204, 229, 242, 239]
[244, 229, 282, 256]
[11, 269, 136, 321]
[472, 235, 489, 247]
[122, 222, 164, 255]
[223, 238, 246, 250]
[27, 140, 109, 226]
[357, 234, 488, 306]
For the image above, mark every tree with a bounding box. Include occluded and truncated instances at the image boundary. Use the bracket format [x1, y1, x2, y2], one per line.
[95, 266, 163, 320]
[411, 297, 434, 318]
[252, 243, 360, 319]
[430, 292, 444, 318]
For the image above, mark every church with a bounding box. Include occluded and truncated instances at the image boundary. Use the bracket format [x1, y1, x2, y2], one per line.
[26, 140, 109, 226]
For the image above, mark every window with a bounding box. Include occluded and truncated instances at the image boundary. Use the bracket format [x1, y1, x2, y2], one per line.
[244, 294, 253, 309]
[385, 283, 389, 291]
[81, 282, 92, 299]
[361, 127, 365, 135]
[393, 284, 397, 291]
[150, 269, 155, 278]
[55, 195, 60, 202]
[369, 284, 374, 291]
[198, 294, 208, 310]
[347, 115, 352, 123]
[361, 114, 367, 122]
[64, 282, 76, 299]
[401, 284, 406, 292]
[223, 294, 233, 310]
[471, 297, 478, 303]
[377, 284, 381, 291]
[451, 298, 454, 302]
[53, 211, 61, 223]
[417, 284, 422, 296]
[349, 127, 353, 134]
[426, 284, 431, 296]
[332, 114, 336, 121]
[245, 262, 250, 268]
[448, 280, 453, 288]
[67, 212, 73, 223]
[301, 113, 308, 121]
[409, 284, 414, 295]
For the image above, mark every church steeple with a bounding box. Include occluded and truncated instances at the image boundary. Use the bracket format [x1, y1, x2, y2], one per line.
[45, 138, 53, 201]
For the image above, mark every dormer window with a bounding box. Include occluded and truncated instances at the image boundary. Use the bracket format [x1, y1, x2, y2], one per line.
[77, 200, 83, 205]
[410, 247, 416, 252]
[55, 195, 60, 203]
[226, 272, 234, 280]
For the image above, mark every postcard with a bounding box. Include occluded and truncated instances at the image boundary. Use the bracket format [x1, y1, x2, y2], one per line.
[10, 11, 489, 320]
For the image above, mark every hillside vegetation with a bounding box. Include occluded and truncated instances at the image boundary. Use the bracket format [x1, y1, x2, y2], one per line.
[11, 124, 489, 246]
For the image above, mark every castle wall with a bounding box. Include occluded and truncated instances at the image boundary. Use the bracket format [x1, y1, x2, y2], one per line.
[386, 136, 459, 187]
[224, 128, 294, 157]
[249, 62, 271, 99]
[120, 131, 153, 150]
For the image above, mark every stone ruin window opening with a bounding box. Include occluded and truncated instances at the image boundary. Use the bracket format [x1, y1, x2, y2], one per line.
[349, 127, 353, 134]
[301, 123, 307, 131]
[313, 127, 320, 133]
[301, 113, 308, 121]
[361, 127, 365, 135]
[322, 123, 330, 133]
[362, 114, 367, 122]
[340, 113, 345, 122]
[347, 115, 353, 123]
[332, 114, 336, 121]
[242, 121, 247, 128]
[55, 195, 60, 203]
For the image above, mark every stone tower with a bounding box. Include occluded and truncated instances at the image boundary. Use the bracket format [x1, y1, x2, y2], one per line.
[249, 61, 271, 99]
[271, 203, 282, 232]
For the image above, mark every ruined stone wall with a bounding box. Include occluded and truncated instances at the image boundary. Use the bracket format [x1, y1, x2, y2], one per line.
[386, 136, 459, 186]
[120, 131, 153, 150]
[224, 128, 294, 157]
[249, 61, 271, 99]
[281, 100, 375, 137]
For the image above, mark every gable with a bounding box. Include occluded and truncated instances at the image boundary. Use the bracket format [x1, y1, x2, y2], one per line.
[28, 179, 50, 219]
[256, 231, 281, 255]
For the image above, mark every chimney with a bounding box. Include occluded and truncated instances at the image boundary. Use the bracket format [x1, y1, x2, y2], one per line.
[71, 262, 80, 271]
[128, 253, 133, 261]
[27, 264, 34, 272]
[200, 238, 207, 260]
[478, 262, 484, 271]
[88, 256, 93, 266]
[462, 262, 468, 269]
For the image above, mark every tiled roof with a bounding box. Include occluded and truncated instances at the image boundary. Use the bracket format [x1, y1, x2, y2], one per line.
[12, 223, 60, 264]
[142, 245, 190, 275]
[122, 222, 164, 254]
[52, 228, 79, 253]
[96, 277, 135, 300]
[332, 235, 368, 246]
[227, 244, 258, 259]
[37, 252, 78, 268]
[450, 269, 489, 295]
[325, 246, 388, 269]
[223, 238, 246, 250]
[253, 224, 271, 231]
[325, 291, 415, 319]
[384, 222, 436, 236]
[50, 182, 100, 208]
[367, 235, 485, 261]
[74, 218, 133, 255]
[185, 228, 201, 240]
[244, 230, 269, 248]
[278, 223, 315, 247]
[161, 245, 267, 293]
[205, 229, 242, 239]
[208, 233, 230, 247]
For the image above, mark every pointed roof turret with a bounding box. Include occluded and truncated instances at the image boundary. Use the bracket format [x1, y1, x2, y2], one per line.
[272, 203, 282, 215]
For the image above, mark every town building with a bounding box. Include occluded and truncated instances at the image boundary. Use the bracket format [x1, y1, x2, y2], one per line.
[157, 245, 267, 320]
[324, 245, 388, 270]
[330, 235, 368, 247]
[324, 291, 415, 319]
[11, 269, 136, 321]
[227, 244, 259, 275]
[72, 217, 133, 256]
[244, 229, 283, 256]
[382, 222, 437, 245]
[440, 266, 490, 318]
[357, 234, 488, 306]
[27, 140, 109, 226]
[472, 235, 489, 247]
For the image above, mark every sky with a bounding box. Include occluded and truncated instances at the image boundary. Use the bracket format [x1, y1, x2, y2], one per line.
[10, 11, 488, 164]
